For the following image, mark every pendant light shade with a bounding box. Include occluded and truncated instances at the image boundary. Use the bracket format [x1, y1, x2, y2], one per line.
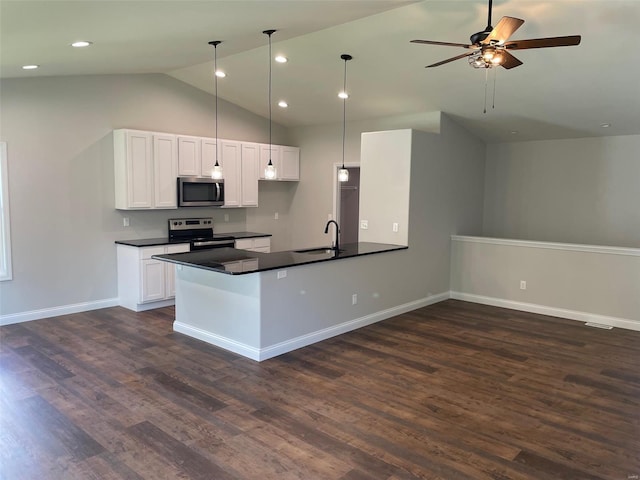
[338, 54, 352, 183]
[209, 40, 223, 179]
[264, 30, 277, 180]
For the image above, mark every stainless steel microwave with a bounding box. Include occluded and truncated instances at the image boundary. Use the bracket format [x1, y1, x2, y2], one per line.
[177, 177, 224, 207]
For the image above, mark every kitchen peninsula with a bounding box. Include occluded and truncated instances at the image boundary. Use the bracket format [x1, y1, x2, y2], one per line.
[153, 242, 408, 361]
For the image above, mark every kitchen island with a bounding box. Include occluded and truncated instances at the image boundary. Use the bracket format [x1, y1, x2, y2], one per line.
[153, 242, 409, 360]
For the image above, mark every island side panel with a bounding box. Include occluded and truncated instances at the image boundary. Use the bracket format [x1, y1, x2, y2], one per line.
[173, 266, 262, 359]
[258, 249, 412, 359]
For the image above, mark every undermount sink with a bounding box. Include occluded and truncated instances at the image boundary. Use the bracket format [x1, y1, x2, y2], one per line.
[294, 247, 343, 255]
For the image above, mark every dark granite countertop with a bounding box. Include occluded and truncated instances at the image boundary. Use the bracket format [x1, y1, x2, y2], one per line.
[115, 231, 272, 248]
[152, 242, 407, 275]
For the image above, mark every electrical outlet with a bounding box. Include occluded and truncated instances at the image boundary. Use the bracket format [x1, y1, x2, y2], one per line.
[360, 220, 368, 230]
[520, 280, 527, 290]
[274, 212, 279, 220]
[277, 270, 287, 279]
[352, 294, 358, 305]
[392, 222, 399, 232]
[123, 217, 130, 227]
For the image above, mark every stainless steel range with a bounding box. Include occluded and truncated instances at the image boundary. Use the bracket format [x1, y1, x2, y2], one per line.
[168, 218, 235, 251]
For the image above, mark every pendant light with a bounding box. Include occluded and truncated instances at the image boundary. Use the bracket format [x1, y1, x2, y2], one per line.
[263, 29, 277, 180]
[338, 54, 352, 183]
[209, 40, 223, 180]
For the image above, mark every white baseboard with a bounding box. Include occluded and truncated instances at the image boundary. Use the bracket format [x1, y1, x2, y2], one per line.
[0, 298, 120, 326]
[174, 291, 449, 361]
[450, 291, 640, 332]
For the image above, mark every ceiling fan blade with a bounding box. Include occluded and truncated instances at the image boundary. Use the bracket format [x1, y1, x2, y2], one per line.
[504, 35, 581, 50]
[500, 50, 523, 69]
[426, 52, 473, 68]
[482, 16, 525, 44]
[411, 39, 475, 49]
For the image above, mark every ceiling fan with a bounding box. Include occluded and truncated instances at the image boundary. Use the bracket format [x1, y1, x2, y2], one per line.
[410, 0, 581, 70]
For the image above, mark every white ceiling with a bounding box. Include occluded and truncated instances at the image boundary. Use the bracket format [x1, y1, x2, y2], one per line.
[2, 0, 639, 143]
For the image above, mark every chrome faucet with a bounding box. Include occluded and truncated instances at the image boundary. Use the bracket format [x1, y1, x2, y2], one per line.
[324, 220, 340, 252]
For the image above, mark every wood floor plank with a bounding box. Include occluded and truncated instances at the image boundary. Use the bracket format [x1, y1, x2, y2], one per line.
[1, 299, 638, 479]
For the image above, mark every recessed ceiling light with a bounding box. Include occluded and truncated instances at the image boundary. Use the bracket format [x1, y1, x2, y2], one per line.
[510, 130, 519, 135]
[600, 123, 611, 128]
[215, 70, 226, 78]
[338, 91, 349, 99]
[22, 65, 39, 70]
[71, 41, 92, 48]
[278, 100, 288, 108]
[275, 55, 288, 63]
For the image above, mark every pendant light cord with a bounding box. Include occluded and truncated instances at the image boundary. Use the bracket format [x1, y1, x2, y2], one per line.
[214, 44, 219, 167]
[209, 40, 222, 168]
[263, 30, 276, 167]
[342, 58, 347, 170]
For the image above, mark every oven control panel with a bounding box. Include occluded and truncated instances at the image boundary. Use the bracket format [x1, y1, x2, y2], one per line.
[168, 218, 213, 231]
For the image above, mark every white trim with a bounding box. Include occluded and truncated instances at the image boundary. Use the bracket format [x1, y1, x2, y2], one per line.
[450, 291, 640, 332]
[0, 142, 12, 281]
[128, 299, 176, 312]
[0, 298, 120, 326]
[176, 291, 449, 362]
[173, 322, 262, 360]
[451, 235, 640, 257]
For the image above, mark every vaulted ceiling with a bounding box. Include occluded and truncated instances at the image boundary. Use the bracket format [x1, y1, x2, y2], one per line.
[2, 0, 639, 142]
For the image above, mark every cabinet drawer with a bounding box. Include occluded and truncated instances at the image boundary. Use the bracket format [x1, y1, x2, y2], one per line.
[140, 246, 165, 259]
[235, 239, 253, 250]
[167, 244, 190, 254]
[253, 237, 271, 249]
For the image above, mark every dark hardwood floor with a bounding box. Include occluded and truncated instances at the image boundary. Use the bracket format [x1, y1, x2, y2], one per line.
[1, 299, 638, 480]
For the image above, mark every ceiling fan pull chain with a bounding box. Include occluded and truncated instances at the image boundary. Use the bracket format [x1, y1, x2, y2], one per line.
[492, 66, 497, 110]
[483, 67, 488, 114]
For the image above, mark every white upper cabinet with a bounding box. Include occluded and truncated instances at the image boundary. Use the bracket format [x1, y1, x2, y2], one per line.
[177, 135, 201, 176]
[220, 140, 242, 207]
[152, 134, 178, 208]
[201, 137, 217, 179]
[280, 146, 300, 180]
[259, 143, 299, 181]
[241, 143, 259, 207]
[178, 135, 218, 178]
[220, 140, 259, 208]
[115, 129, 297, 209]
[114, 129, 177, 210]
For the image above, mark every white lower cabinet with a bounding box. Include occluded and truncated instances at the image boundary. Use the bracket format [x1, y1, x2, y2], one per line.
[117, 243, 189, 311]
[235, 236, 271, 253]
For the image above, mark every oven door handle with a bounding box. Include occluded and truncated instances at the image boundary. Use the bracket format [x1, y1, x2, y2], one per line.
[192, 240, 234, 248]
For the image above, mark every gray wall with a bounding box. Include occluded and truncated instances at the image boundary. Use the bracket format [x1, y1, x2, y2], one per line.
[290, 114, 485, 300]
[0, 74, 291, 316]
[483, 135, 640, 248]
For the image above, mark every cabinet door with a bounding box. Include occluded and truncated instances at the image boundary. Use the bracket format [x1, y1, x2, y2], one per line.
[280, 146, 300, 180]
[201, 138, 217, 178]
[153, 134, 178, 208]
[177, 136, 201, 176]
[123, 131, 153, 208]
[241, 143, 259, 207]
[141, 259, 166, 302]
[259, 144, 280, 180]
[220, 140, 241, 207]
[165, 244, 190, 298]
